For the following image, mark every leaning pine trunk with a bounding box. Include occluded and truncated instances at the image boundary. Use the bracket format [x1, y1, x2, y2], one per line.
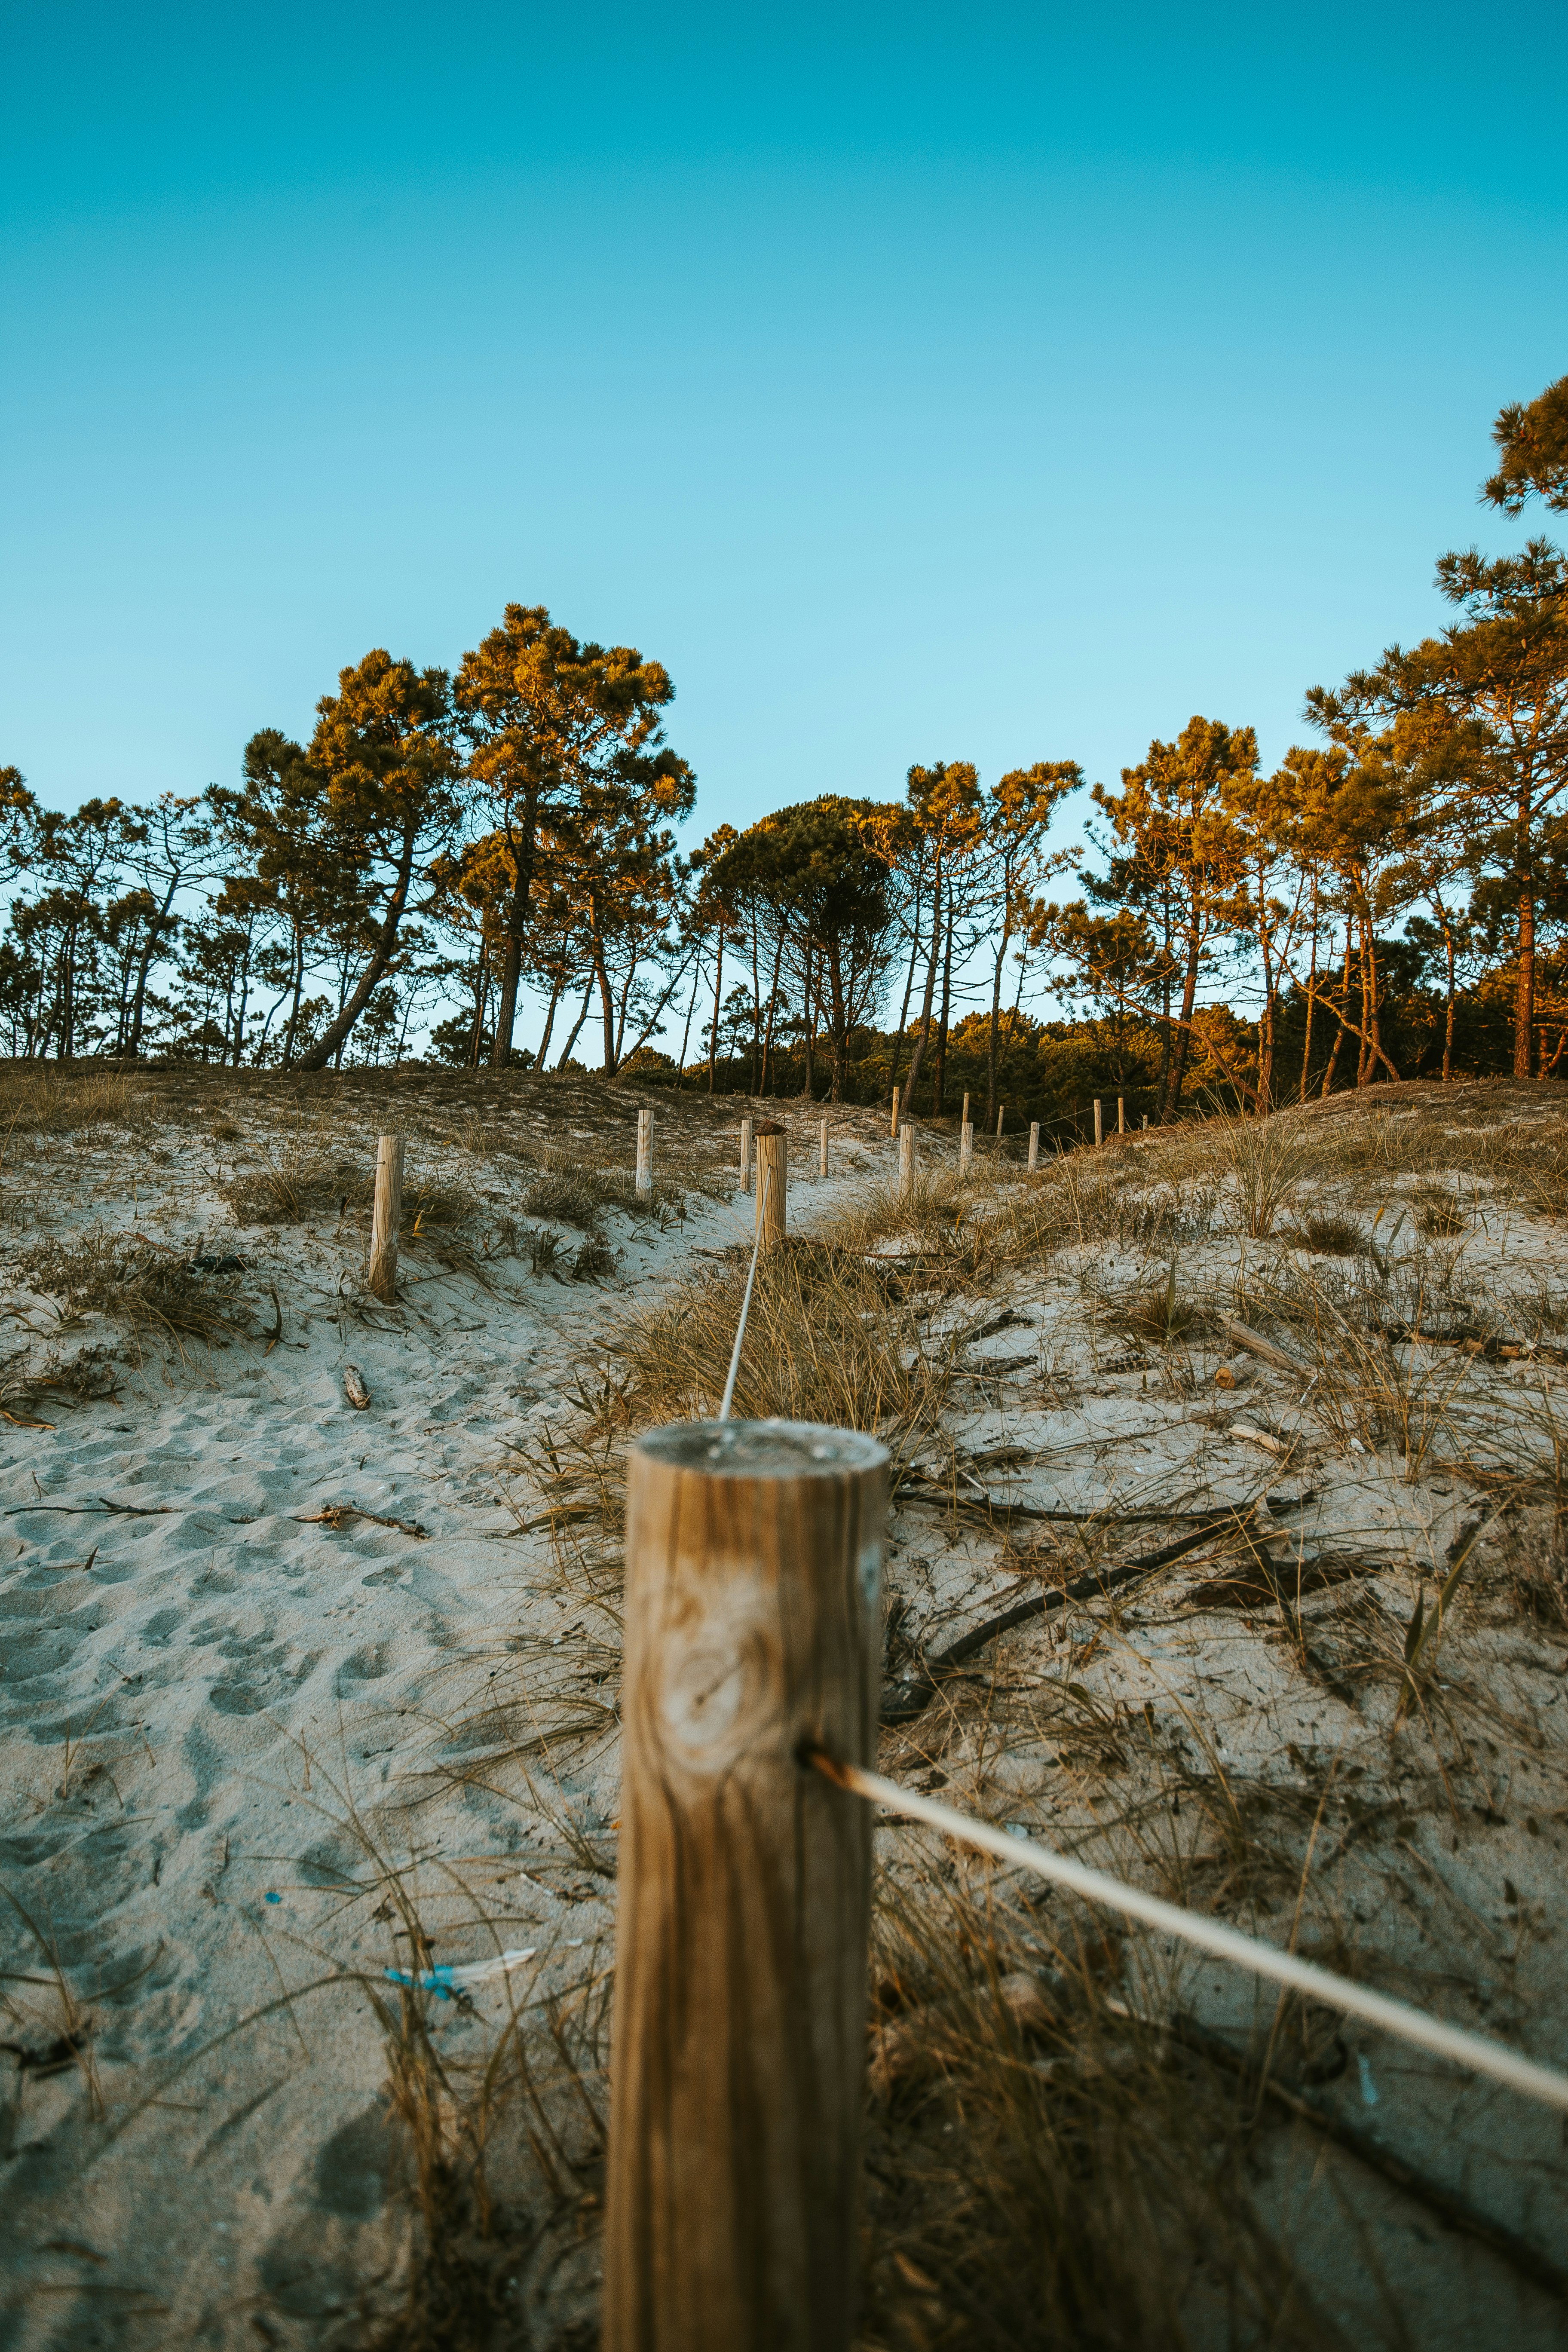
[298, 831, 418, 1072]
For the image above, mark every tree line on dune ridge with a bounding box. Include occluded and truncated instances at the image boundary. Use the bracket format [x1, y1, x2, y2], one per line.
[3, 375, 1568, 1129]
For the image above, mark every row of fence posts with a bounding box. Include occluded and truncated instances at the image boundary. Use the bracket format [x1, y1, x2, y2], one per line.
[367, 1087, 1154, 1305]
[360, 1093, 1156, 2346]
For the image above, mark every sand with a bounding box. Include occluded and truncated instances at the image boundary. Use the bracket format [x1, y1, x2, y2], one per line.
[6, 1077, 1568, 2348]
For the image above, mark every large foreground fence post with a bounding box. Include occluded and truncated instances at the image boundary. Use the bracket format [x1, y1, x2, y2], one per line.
[605, 1420, 888, 2352]
[369, 1134, 403, 1302]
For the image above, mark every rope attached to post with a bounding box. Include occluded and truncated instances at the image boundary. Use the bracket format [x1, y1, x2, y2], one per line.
[804, 1746, 1568, 2114]
[718, 1164, 772, 1423]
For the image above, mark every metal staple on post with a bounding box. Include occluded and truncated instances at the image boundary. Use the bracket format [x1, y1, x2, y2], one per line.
[368, 1133, 403, 1303]
[635, 1106, 653, 1196]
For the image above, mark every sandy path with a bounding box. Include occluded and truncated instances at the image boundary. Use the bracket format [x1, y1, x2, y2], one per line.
[0, 1106, 894, 2349]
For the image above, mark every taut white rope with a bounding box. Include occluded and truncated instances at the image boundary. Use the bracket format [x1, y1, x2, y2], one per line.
[808, 1751, 1568, 2113]
[718, 1162, 772, 1423]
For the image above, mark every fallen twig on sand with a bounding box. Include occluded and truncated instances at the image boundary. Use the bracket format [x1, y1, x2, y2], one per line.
[881, 1512, 1256, 1721]
[292, 1503, 429, 1540]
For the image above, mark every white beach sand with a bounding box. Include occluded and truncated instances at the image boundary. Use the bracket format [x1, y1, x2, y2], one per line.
[5, 1075, 1568, 2348]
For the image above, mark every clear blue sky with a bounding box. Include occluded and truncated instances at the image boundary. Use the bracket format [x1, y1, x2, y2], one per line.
[5, 1, 1567, 858]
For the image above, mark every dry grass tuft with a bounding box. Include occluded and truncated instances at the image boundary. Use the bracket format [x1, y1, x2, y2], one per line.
[1103, 1262, 1215, 1347]
[0, 1064, 145, 1135]
[222, 1147, 362, 1226]
[860, 1865, 1340, 2351]
[1280, 1210, 1365, 1256]
[604, 1235, 949, 1451]
[16, 1228, 252, 1344]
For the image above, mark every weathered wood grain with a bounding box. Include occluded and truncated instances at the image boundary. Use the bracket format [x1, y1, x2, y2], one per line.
[604, 1419, 888, 2352]
[368, 1133, 402, 1303]
[754, 1121, 787, 1248]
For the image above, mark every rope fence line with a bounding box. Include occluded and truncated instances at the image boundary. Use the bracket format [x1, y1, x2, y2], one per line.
[718, 1162, 772, 1422]
[805, 1746, 1568, 2115]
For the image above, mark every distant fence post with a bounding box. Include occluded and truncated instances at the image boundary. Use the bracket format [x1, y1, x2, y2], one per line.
[739, 1116, 753, 1194]
[819, 1116, 829, 1179]
[996, 1105, 1004, 1140]
[899, 1126, 915, 1197]
[1028, 1121, 1040, 1171]
[890, 1085, 900, 1139]
[959, 1119, 973, 1176]
[1117, 1096, 1125, 1136]
[754, 1121, 787, 1248]
[636, 1106, 653, 1195]
[604, 1420, 888, 2352]
[369, 1134, 403, 1302]
[1093, 1098, 1103, 1148]
[1142, 1113, 1149, 1132]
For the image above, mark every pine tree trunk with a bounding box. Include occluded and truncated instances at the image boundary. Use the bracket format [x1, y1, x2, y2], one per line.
[932, 907, 955, 1115]
[1162, 930, 1201, 1121]
[1515, 856, 1536, 1078]
[986, 931, 1007, 1127]
[298, 832, 419, 1072]
[889, 877, 924, 1098]
[490, 789, 541, 1069]
[707, 930, 724, 1093]
[1299, 889, 1319, 1102]
[901, 862, 943, 1110]
[535, 971, 564, 1071]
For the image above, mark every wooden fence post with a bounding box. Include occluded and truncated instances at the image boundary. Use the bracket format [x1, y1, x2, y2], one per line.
[740, 1116, 753, 1194]
[636, 1106, 653, 1195]
[754, 1121, 787, 1248]
[1117, 1096, 1125, 1136]
[369, 1134, 403, 1302]
[1142, 1113, 1149, 1132]
[890, 1085, 900, 1139]
[959, 1119, 973, 1176]
[961, 1091, 969, 1130]
[1093, 1098, 1103, 1148]
[819, 1117, 829, 1179]
[604, 1419, 888, 2352]
[899, 1126, 915, 1197]
[996, 1105, 1004, 1139]
[1028, 1121, 1040, 1171]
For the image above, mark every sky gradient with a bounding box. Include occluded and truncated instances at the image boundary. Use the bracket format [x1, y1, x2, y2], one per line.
[5, 2, 1568, 871]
